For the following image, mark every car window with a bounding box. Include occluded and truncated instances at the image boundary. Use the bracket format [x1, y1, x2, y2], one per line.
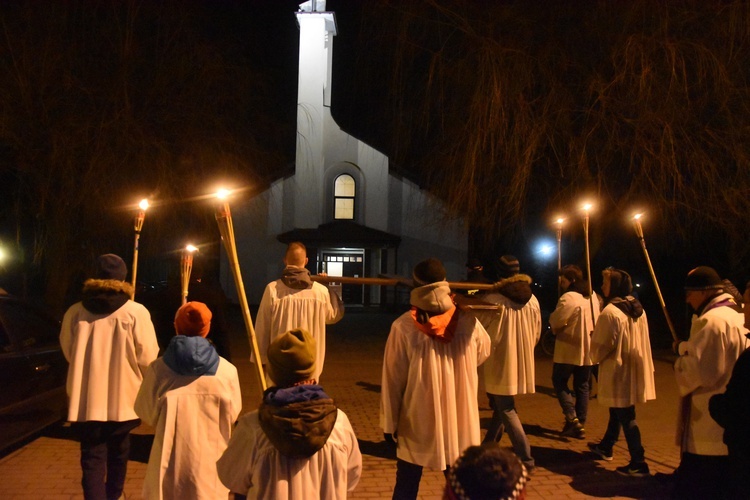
[0, 301, 59, 349]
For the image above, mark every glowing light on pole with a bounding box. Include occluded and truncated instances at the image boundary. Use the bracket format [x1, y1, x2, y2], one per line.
[555, 217, 564, 295]
[180, 244, 198, 305]
[581, 203, 596, 326]
[131, 198, 149, 299]
[214, 189, 267, 392]
[632, 213, 679, 343]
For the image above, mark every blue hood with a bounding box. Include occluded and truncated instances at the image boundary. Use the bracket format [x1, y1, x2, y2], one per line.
[163, 336, 219, 376]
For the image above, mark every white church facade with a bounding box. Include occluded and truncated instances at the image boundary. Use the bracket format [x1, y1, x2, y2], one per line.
[222, 1, 467, 306]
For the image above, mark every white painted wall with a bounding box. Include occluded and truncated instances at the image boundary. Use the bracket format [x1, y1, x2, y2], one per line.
[220, 5, 467, 305]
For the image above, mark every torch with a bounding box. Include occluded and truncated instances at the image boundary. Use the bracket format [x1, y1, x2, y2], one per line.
[180, 244, 198, 305]
[633, 213, 679, 343]
[581, 203, 597, 325]
[131, 198, 149, 299]
[555, 217, 564, 296]
[214, 189, 267, 393]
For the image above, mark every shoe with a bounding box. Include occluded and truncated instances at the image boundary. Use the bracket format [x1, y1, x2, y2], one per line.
[616, 462, 650, 477]
[561, 418, 585, 438]
[587, 442, 613, 461]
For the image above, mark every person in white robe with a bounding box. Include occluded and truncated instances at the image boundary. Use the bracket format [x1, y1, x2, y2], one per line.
[218, 328, 361, 499]
[550, 264, 600, 438]
[253, 241, 344, 383]
[135, 301, 242, 500]
[672, 266, 748, 499]
[472, 255, 540, 470]
[380, 258, 491, 499]
[60, 254, 159, 500]
[588, 267, 655, 478]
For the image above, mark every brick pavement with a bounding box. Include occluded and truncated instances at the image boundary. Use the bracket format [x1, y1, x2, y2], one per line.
[0, 308, 682, 499]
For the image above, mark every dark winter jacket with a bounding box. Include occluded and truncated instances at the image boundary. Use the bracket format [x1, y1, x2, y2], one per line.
[709, 346, 750, 453]
[259, 384, 338, 458]
[163, 335, 220, 376]
[81, 278, 133, 314]
[495, 274, 533, 306]
[281, 266, 313, 290]
[609, 296, 644, 319]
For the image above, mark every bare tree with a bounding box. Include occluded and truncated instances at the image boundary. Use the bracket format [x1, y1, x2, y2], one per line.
[336, 0, 750, 276]
[0, 1, 291, 311]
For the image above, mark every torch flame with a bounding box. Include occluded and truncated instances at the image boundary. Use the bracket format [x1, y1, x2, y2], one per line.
[139, 199, 150, 211]
[216, 189, 231, 200]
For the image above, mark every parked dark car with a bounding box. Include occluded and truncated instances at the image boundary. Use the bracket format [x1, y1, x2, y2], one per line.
[0, 293, 67, 453]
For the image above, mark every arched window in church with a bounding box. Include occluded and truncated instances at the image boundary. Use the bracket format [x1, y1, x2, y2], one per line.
[334, 174, 356, 219]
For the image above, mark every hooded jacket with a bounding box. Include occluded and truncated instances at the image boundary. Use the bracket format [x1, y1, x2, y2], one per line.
[471, 274, 541, 396]
[380, 282, 491, 469]
[410, 280, 460, 342]
[60, 278, 159, 422]
[135, 337, 241, 500]
[163, 335, 219, 376]
[591, 295, 655, 408]
[258, 385, 337, 458]
[217, 391, 361, 499]
[495, 274, 534, 305]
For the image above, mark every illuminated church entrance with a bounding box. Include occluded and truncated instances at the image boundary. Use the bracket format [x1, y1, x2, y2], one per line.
[321, 249, 364, 304]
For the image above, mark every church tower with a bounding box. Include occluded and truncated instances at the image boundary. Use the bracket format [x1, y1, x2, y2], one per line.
[294, 1, 336, 228]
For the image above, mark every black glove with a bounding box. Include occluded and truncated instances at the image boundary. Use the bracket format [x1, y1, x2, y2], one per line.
[384, 432, 397, 445]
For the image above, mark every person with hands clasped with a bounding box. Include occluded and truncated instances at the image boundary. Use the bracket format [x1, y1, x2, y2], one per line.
[672, 267, 748, 499]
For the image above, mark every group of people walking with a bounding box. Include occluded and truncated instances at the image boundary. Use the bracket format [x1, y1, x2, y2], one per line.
[545, 262, 749, 498]
[58, 245, 749, 499]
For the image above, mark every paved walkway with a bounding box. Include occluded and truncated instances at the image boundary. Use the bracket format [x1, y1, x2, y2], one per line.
[0, 308, 682, 499]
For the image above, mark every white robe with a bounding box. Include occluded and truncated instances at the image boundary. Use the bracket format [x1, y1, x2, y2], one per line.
[60, 300, 159, 422]
[216, 409, 361, 500]
[550, 291, 600, 366]
[254, 280, 344, 382]
[590, 303, 655, 408]
[134, 357, 242, 500]
[473, 292, 541, 395]
[380, 311, 491, 470]
[674, 293, 749, 455]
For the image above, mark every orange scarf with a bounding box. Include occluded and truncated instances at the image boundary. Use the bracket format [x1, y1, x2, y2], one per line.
[411, 304, 460, 343]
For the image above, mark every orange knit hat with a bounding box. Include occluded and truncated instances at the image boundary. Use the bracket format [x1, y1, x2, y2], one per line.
[174, 301, 212, 337]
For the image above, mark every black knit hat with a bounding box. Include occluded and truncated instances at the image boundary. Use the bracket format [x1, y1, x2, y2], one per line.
[497, 255, 520, 278]
[95, 254, 127, 281]
[413, 258, 447, 286]
[684, 266, 723, 291]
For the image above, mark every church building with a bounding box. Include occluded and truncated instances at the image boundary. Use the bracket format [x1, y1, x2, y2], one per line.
[223, 1, 467, 306]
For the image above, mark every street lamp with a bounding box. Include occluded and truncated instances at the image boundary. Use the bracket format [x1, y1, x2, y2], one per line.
[632, 213, 679, 343]
[214, 189, 267, 392]
[131, 198, 149, 299]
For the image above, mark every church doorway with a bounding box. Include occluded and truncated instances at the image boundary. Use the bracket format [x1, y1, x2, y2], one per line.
[320, 249, 364, 304]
